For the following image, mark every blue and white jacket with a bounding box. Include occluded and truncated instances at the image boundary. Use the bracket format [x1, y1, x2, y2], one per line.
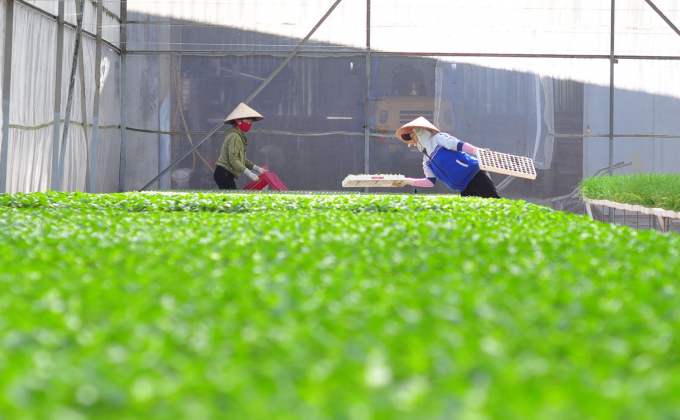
[416, 130, 480, 191]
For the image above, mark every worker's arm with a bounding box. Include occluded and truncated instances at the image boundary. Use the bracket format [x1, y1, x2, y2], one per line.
[245, 155, 266, 174]
[405, 177, 436, 187]
[245, 160, 267, 175]
[226, 134, 247, 175]
[434, 133, 478, 155]
[404, 157, 437, 187]
[226, 134, 258, 181]
[244, 158, 255, 171]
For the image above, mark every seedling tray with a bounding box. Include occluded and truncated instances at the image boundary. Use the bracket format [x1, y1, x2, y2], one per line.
[342, 174, 407, 187]
[475, 149, 537, 180]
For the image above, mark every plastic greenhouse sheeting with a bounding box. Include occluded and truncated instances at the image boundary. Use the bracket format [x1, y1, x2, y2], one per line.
[124, 0, 680, 57]
[3, 0, 680, 197]
[21, 0, 121, 46]
[2, 2, 121, 194]
[7, 6, 59, 193]
[0, 0, 5, 143]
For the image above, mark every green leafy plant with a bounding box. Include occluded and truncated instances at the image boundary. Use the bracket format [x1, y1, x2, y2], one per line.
[1, 191, 680, 419]
[580, 173, 680, 211]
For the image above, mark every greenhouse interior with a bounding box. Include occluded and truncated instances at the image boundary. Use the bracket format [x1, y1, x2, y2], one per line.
[6, 2, 680, 418]
[1, 0, 679, 205]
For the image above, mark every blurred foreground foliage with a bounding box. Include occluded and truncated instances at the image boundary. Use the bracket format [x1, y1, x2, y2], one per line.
[1, 191, 680, 419]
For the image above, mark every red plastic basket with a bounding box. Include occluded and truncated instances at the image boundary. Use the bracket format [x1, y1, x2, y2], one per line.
[243, 171, 288, 191]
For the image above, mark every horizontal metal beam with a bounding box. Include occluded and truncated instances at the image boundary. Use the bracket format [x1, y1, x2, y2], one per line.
[616, 54, 680, 60]
[9, 122, 680, 140]
[124, 126, 680, 140]
[126, 49, 364, 56]
[128, 127, 365, 137]
[552, 133, 680, 139]
[124, 49, 680, 60]
[126, 20, 238, 27]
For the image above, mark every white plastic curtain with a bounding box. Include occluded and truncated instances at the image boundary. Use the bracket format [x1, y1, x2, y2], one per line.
[7, 6, 57, 193]
[0, 1, 6, 141]
[22, 0, 121, 46]
[2, 1, 121, 193]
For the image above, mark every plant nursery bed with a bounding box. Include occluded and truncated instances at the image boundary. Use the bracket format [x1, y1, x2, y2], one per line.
[2, 191, 680, 419]
[583, 198, 680, 225]
[580, 173, 680, 212]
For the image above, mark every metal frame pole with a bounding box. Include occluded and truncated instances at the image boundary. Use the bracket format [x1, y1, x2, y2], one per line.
[50, 0, 66, 190]
[643, 0, 680, 37]
[118, 0, 127, 191]
[0, 0, 14, 193]
[241, 0, 344, 105]
[158, 57, 171, 190]
[364, 0, 371, 193]
[90, 0, 103, 193]
[57, 0, 87, 191]
[140, 0, 345, 191]
[75, 0, 89, 190]
[608, 0, 615, 222]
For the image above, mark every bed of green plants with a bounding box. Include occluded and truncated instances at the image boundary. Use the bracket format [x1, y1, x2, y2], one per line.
[580, 173, 680, 212]
[2, 191, 680, 419]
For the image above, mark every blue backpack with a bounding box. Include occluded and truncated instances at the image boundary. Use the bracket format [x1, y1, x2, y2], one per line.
[423, 146, 480, 191]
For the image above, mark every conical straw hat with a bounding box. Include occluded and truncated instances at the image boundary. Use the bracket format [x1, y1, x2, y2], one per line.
[223, 102, 265, 124]
[395, 116, 440, 142]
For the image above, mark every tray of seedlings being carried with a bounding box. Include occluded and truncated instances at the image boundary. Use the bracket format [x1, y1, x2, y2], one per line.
[475, 149, 537, 180]
[342, 174, 407, 188]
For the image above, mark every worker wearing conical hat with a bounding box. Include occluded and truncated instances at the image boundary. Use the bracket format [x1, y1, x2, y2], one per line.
[396, 116, 500, 198]
[214, 103, 266, 190]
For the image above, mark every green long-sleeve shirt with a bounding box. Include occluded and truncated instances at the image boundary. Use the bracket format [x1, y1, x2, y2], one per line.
[215, 126, 254, 178]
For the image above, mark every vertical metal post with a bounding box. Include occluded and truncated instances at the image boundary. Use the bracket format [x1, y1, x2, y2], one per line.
[90, 0, 104, 193]
[158, 90, 171, 190]
[57, 0, 87, 191]
[51, 0, 66, 191]
[608, 0, 615, 222]
[157, 21, 172, 190]
[118, 0, 127, 191]
[75, 0, 89, 191]
[364, 0, 371, 193]
[0, 0, 14, 194]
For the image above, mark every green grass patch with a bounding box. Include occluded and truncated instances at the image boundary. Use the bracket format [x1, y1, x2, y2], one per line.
[2, 191, 680, 419]
[580, 173, 680, 212]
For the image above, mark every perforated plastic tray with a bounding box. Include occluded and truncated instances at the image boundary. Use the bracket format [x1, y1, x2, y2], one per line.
[475, 149, 537, 180]
[342, 174, 407, 187]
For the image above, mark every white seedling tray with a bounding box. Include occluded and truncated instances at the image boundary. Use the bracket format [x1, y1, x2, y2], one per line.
[475, 149, 537, 180]
[342, 174, 407, 187]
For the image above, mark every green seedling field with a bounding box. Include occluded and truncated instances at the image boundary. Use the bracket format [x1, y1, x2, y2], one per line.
[581, 173, 680, 212]
[2, 191, 680, 419]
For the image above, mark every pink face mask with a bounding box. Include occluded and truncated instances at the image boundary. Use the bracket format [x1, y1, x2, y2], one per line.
[236, 119, 252, 132]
